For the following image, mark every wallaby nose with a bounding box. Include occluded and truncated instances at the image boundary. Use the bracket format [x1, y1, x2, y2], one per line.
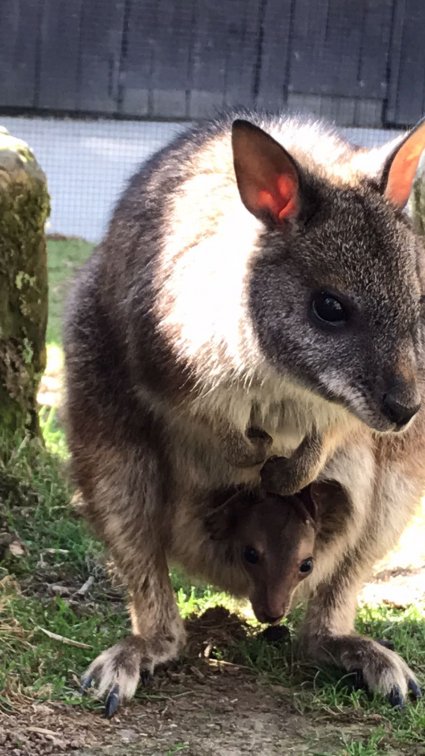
[382, 392, 421, 428]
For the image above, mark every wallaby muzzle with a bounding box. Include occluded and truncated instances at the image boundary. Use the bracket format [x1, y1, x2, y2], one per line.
[380, 376, 421, 430]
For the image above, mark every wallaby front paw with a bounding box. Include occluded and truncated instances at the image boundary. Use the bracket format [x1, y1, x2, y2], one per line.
[243, 427, 273, 466]
[81, 629, 185, 717]
[226, 427, 273, 468]
[260, 455, 302, 495]
[311, 635, 421, 708]
[246, 426, 272, 445]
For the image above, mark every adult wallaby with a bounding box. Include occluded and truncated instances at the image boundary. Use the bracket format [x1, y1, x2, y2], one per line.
[64, 111, 425, 715]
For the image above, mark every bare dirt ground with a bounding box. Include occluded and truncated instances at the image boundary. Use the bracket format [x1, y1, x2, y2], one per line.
[0, 675, 386, 756]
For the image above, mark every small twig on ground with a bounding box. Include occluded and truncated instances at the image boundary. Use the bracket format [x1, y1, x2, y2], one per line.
[48, 584, 72, 596]
[37, 548, 70, 568]
[25, 726, 63, 740]
[43, 548, 70, 555]
[206, 658, 251, 672]
[38, 627, 92, 649]
[75, 575, 95, 597]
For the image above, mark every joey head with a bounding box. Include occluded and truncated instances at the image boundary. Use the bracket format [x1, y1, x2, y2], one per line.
[206, 487, 317, 623]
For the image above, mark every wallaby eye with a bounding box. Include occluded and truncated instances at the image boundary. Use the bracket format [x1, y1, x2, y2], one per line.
[311, 291, 348, 328]
[299, 557, 314, 574]
[243, 546, 260, 565]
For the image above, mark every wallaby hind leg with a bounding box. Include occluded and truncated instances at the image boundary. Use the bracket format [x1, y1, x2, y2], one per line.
[300, 559, 421, 707]
[75, 442, 186, 716]
[82, 560, 185, 717]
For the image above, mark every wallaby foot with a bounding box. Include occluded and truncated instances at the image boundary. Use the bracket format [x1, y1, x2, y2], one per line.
[306, 634, 421, 707]
[82, 622, 186, 717]
[302, 553, 421, 708]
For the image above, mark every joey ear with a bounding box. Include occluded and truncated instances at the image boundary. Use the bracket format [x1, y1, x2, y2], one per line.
[380, 116, 425, 208]
[205, 507, 234, 540]
[296, 486, 318, 524]
[232, 119, 302, 223]
[205, 488, 253, 541]
[310, 479, 350, 514]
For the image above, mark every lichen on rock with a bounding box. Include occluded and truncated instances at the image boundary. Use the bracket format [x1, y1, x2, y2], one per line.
[0, 127, 49, 439]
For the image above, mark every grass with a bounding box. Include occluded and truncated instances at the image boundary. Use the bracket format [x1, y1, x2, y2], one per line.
[1, 237, 425, 753]
[46, 236, 93, 347]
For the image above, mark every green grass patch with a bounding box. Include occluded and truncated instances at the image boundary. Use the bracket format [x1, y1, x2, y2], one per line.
[338, 731, 387, 756]
[46, 237, 93, 347]
[221, 601, 425, 753]
[0, 588, 127, 711]
[0, 434, 98, 583]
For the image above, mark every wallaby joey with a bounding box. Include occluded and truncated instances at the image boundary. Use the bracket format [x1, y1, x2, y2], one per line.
[65, 111, 425, 716]
[205, 486, 317, 624]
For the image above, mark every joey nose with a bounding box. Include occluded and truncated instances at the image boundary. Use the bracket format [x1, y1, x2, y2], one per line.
[381, 392, 421, 428]
[254, 604, 285, 624]
[261, 613, 284, 625]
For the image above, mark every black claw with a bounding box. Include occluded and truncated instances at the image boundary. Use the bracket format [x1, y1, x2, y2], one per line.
[140, 669, 153, 687]
[408, 679, 422, 700]
[80, 673, 93, 693]
[376, 638, 395, 651]
[104, 684, 120, 718]
[388, 685, 404, 709]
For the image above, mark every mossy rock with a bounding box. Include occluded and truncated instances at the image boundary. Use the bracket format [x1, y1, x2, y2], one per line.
[0, 127, 50, 439]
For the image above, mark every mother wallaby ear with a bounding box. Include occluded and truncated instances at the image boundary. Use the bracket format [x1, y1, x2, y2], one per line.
[232, 119, 303, 224]
[380, 116, 425, 208]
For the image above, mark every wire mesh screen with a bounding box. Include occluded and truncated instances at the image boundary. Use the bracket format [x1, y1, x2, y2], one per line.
[1, 0, 422, 241]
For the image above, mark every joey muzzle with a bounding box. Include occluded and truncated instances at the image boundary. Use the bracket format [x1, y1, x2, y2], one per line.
[251, 589, 291, 625]
[253, 605, 285, 625]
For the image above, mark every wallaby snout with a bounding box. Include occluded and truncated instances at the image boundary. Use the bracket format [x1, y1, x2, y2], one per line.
[381, 376, 421, 430]
[381, 392, 421, 429]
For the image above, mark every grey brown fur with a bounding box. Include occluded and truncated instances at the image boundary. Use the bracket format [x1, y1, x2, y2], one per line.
[64, 111, 425, 715]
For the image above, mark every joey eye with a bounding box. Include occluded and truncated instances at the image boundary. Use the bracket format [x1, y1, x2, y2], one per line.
[299, 557, 313, 575]
[311, 291, 348, 328]
[243, 546, 260, 565]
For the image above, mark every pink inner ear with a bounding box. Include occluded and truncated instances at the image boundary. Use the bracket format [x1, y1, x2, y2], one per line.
[277, 175, 299, 220]
[257, 174, 299, 221]
[386, 151, 422, 207]
[385, 120, 425, 208]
